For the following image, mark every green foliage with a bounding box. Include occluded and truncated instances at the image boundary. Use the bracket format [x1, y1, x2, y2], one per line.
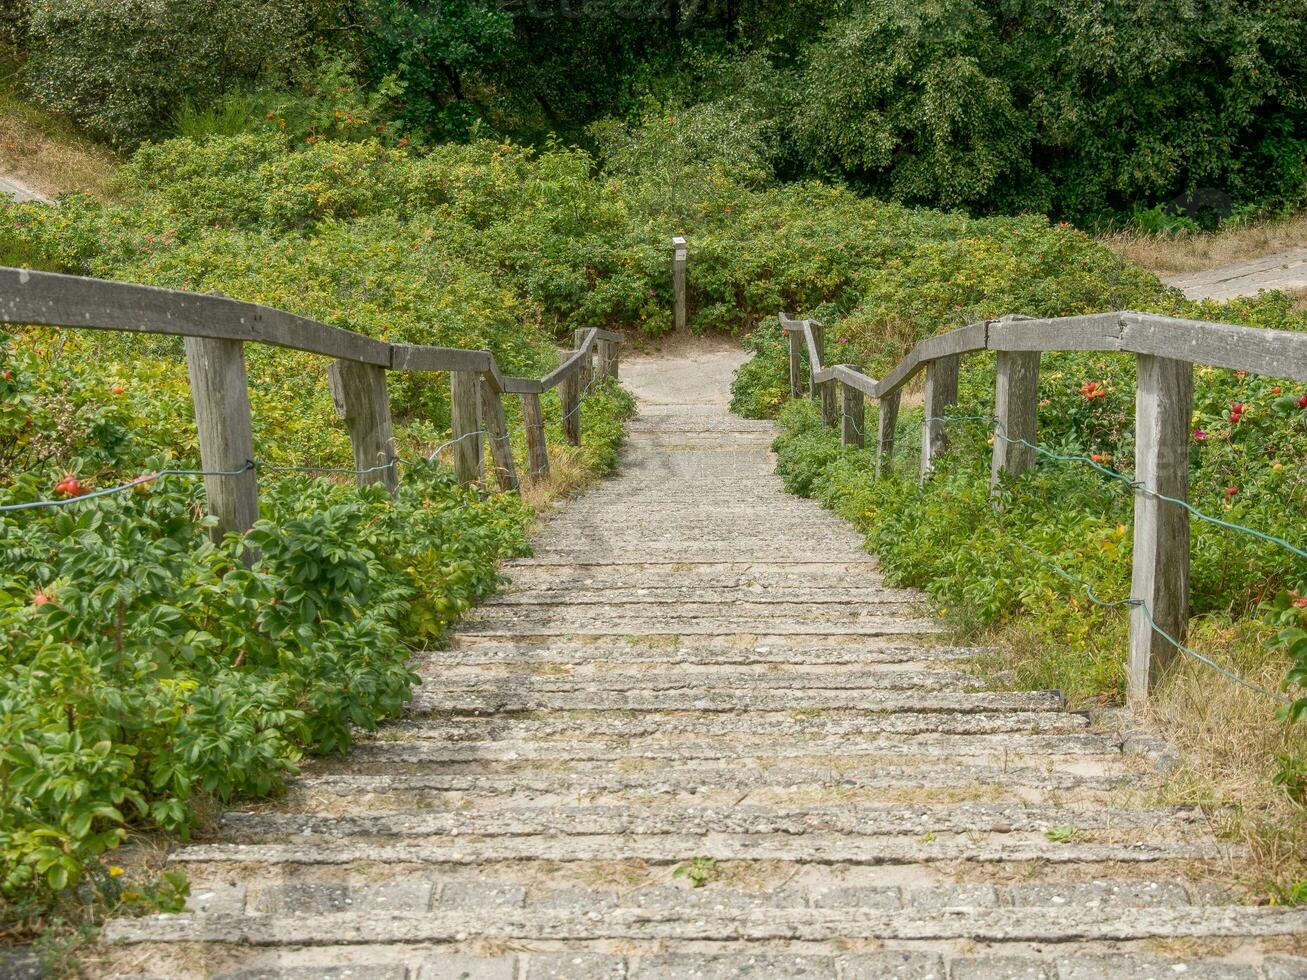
[672, 856, 718, 888]
[0, 126, 647, 919]
[0, 461, 531, 906]
[19, 0, 321, 149]
[766, 292, 1307, 707]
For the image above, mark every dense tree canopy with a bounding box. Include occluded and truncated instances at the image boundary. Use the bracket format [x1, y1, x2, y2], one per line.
[2, 0, 1305, 220]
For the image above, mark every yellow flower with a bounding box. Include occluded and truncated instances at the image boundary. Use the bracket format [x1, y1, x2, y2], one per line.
[108, 866, 124, 877]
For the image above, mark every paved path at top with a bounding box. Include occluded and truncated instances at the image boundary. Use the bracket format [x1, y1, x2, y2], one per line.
[104, 346, 1307, 978]
[1164, 248, 1307, 301]
[0, 172, 47, 204]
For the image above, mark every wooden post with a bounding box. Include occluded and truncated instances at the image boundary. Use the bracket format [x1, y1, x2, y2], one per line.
[819, 380, 838, 428]
[841, 381, 865, 448]
[184, 336, 258, 538]
[572, 329, 593, 391]
[1128, 355, 1193, 703]
[562, 369, 581, 447]
[598, 338, 619, 381]
[806, 321, 824, 398]
[876, 389, 900, 478]
[788, 327, 804, 399]
[328, 359, 397, 492]
[920, 354, 960, 479]
[990, 350, 1040, 489]
[480, 380, 518, 493]
[449, 370, 483, 485]
[672, 236, 687, 334]
[521, 392, 549, 483]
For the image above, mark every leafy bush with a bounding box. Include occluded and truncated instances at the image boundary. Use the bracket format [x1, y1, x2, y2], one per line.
[20, 0, 320, 148]
[764, 292, 1307, 711]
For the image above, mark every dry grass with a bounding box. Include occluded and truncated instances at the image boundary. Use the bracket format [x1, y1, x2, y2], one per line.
[518, 441, 600, 512]
[1098, 212, 1307, 277]
[0, 55, 118, 199]
[972, 615, 1306, 902]
[1143, 644, 1307, 903]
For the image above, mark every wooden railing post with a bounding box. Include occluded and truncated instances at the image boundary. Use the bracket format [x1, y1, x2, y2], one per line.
[920, 354, 960, 478]
[449, 370, 483, 485]
[788, 326, 804, 399]
[562, 368, 582, 447]
[841, 382, 865, 447]
[480, 380, 518, 493]
[598, 337, 619, 381]
[876, 390, 901, 478]
[184, 336, 258, 539]
[806, 320, 824, 398]
[819, 380, 838, 428]
[991, 350, 1040, 489]
[672, 236, 687, 334]
[572, 329, 594, 392]
[1128, 354, 1193, 703]
[328, 359, 397, 492]
[521, 393, 549, 483]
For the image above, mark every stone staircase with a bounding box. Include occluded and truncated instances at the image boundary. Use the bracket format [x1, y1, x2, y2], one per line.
[103, 348, 1307, 979]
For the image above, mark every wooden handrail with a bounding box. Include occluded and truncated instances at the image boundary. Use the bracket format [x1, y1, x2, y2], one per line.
[1, 266, 622, 529]
[781, 308, 1307, 705]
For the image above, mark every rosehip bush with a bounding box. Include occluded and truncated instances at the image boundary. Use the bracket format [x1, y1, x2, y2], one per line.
[764, 289, 1307, 707]
[0, 462, 531, 906]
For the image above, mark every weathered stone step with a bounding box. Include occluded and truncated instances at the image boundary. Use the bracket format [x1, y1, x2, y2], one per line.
[500, 561, 884, 589]
[294, 759, 1139, 795]
[456, 617, 943, 637]
[184, 875, 1210, 919]
[465, 604, 927, 627]
[483, 586, 918, 605]
[106, 903, 1302, 947]
[428, 641, 982, 667]
[630, 416, 776, 430]
[384, 709, 1089, 741]
[521, 543, 877, 563]
[350, 731, 1121, 762]
[168, 835, 1226, 870]
[409, 688, 1060, 715]
[216, 803, 1199, 841]
[426, 669, 984, 694]
[92, 948, 1307, 980]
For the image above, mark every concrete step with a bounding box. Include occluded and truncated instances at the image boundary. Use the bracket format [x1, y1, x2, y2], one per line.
[424, 669, 985, 694]
[499, 561, 885, 589]
[423, 641, 985, 667]
[464, 602, 926, 627]
[182, 874, 1211, 919]
[382, 710, 1090, 740]
[292, 759, 1142, 796]
[92, 948, 1307, 980]
[483, 586, 918, 605]
[105, 904, 1305, 946]
[455, 618, 944, 637]
[215, 803, 1201, 841]
[166, 834, 1228, 869]
[409, 688, 1061, 715]
[349, 731, 1122, 762]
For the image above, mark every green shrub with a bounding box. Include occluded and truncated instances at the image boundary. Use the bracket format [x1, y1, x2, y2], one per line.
[22, 0, 317, 148]
[764, 293, 1307, 709]
[0, 459, 531, 904]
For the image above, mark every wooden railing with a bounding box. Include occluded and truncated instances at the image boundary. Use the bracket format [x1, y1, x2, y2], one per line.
[0, 267, 622, 535]
[781, 310, 1307, 703]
